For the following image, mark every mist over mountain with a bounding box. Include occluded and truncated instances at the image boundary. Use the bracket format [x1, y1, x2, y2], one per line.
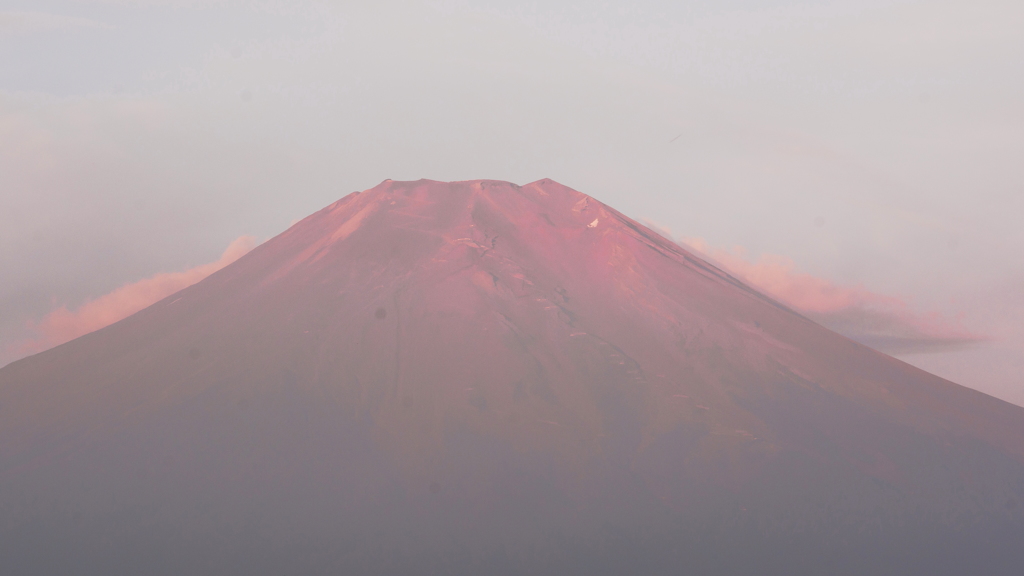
[2, 179, 1022, 575]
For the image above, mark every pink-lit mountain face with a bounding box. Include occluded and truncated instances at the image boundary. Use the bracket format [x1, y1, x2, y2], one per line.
[1, 179, 1023, 575]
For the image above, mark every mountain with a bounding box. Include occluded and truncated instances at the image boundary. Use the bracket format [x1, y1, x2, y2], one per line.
[1, 179, 1022, 575]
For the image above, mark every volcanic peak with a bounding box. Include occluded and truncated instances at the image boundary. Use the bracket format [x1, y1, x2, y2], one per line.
[268, 178, 760, 306]
[2, 178, 1024, 575]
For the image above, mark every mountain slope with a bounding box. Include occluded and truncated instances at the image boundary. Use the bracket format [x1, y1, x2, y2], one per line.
[2, 179, 1023, 575]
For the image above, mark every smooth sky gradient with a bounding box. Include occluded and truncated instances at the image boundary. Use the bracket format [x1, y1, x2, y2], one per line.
[1, 0, 1022, 405]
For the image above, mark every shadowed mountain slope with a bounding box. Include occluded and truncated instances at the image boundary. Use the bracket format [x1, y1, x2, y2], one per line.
[2, 179, 1023, 575]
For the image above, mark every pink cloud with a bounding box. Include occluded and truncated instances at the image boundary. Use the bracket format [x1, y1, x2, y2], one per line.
[15, 236, 256, 357]
[674, 235, 984, 354]
[678, 236, 900, 313]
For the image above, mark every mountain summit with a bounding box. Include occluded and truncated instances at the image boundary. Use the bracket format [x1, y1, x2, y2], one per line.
[2, 179, 1023, 575]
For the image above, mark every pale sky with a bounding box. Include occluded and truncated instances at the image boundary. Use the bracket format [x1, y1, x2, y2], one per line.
[1, 0, 1022, 405]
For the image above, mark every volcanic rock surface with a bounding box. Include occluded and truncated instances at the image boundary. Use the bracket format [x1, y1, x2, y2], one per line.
[2, 179, 1023, 575]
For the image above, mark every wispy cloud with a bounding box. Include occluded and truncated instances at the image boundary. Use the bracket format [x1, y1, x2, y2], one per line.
[651, 227, 984, 355]
[13, 236, 255, 358]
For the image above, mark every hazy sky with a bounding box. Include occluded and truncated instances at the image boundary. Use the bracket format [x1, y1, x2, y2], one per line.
[1, 0, 1022, 405]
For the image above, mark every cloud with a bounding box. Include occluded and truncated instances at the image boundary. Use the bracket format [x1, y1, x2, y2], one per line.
[13, 236, 256, 358]
[0, 11, 114, 34]
[804, 306, 983, 355]
[663, 231, 984, 355]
